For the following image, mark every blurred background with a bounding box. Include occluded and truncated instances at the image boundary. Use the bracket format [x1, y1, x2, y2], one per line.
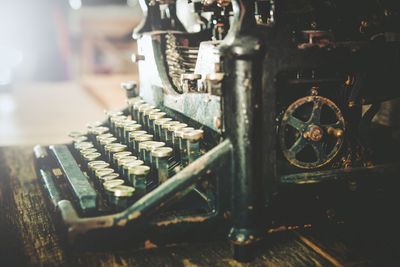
[0, 0, 142, 146]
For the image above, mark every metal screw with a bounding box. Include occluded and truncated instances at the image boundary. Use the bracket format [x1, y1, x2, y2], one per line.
[131, 53, 145, 62]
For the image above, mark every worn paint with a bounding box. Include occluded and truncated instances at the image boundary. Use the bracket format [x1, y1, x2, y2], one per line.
[155, 215, 210, 227]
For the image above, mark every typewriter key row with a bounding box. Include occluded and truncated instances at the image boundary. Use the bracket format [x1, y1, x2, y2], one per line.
[68, 99, 204, 212]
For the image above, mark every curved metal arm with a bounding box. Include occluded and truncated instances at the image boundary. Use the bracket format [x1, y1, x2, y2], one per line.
[223, 0, 256, 46]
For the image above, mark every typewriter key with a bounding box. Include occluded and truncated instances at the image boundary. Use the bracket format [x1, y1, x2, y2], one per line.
[154, 118, 172, 140]
[90, 126, 109, 136]
[168, 123, 187, 147]
[122, 160, 144, 180]
[104, 179, 124, 188]
[132, 101, 146, 120]
[99, 137, 117, 146]
[138, 141, 165, 164]
[95, 168, 115, 180]
[174, 127, 195, 161]
[161, 121, 179, 142]
[151, 147, 173, 184]
[99, 137, 117, 154]
[83, 152, 102, 162]
[103, 179, 125, 195]
[138, 141, 154, 162]
[137, 104, 152, 124]
[122, 119, 137, 125]
[106, 110, 123, 118]
[99, 173, 119, 187]
[81, 152, 101, 170]
[134, 134, 153, 155]
[127, 98, 143, 118]
[110, 115, 127, 133]
[88, 161, 107, 170]
[144, 108, 160, 130]
[105, 143, 126, 150]
[144, 141, 165, 165]
[88, 126, 108, 142]
[89, 162, 110, 177]
[139, 106, 156, 128]
[80, 148, 97, 156]
[117, 155, 137, 164]
[106, 110, 123, 129]
[80, 148, 98, 161]
[73, 135, 88, 144]
[124, 124, 142, 144]
[113, 151, 132, 166]
[143, 107, 160, 116]
[96, 133, 113, 141]
[114, 120, 127, 140]
[113, 152, 132, 166]
[124, 122, 141, 131]
[128, 130, 147, 151]
[88, 160, 107, 166]
[75, 141, 94, 151]
[108, 185, 135, 211]
[182, 129, 204, 164]
[149, 112, 166, 134]
[105, 143, 126, 160]
[117, 156, 138, 174]
[86, 121, 102, 129]
[120, 120, 137, 140]
[128, 165, 150, 190]
[68, 131, 85, 138]
[111, 117, 128, 135]
[109, 144, 127, 160]
[96, 133, 113, 145]
[110, 114, 126, 119]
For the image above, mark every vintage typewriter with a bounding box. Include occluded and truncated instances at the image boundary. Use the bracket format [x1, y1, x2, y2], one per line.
[34, 0, 400, 261]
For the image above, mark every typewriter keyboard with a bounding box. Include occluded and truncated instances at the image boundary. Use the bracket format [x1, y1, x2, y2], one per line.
[47, 98, 206, 216]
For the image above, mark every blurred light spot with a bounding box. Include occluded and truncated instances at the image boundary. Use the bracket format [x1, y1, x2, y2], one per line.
[0, 69, 12, 85]
[69, 0, 82, 10]
[0, 46, 23, 85]
[0, 94, 16, 114]
[127, 0, 139, 7]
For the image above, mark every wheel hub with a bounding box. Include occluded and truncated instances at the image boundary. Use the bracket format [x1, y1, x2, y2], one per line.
[304, 125, 324, 142]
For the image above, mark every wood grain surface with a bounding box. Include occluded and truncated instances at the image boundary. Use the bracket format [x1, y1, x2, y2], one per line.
[0, 146, 398, 266]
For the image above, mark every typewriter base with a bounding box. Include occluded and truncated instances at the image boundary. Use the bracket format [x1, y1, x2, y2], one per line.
[2, 146, 400, 266]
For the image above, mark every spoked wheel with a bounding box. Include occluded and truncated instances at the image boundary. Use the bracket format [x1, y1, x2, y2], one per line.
[279, 95, 346, 169]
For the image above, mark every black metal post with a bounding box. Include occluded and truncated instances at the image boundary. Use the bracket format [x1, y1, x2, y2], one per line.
[220, 1, 266, 261]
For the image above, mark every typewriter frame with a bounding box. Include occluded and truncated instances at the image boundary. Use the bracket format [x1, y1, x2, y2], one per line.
[34, 0, 400, 262]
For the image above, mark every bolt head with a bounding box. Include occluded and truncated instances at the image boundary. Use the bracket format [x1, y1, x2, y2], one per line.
[120, 80, 137, 91]
[131, 54, 145, 62]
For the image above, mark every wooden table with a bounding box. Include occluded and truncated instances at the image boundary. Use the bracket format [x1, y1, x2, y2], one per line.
[0, 146, 398, 266]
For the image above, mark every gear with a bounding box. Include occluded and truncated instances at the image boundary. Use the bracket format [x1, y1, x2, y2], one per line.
[279, 95, 346, 169]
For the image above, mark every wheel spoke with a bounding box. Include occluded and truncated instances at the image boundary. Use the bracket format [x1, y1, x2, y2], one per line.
[289, 137, 307, 155]
[287, 115, 306, 130]
[311, 142, 327, 162]
[309, 99, 323, 124]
